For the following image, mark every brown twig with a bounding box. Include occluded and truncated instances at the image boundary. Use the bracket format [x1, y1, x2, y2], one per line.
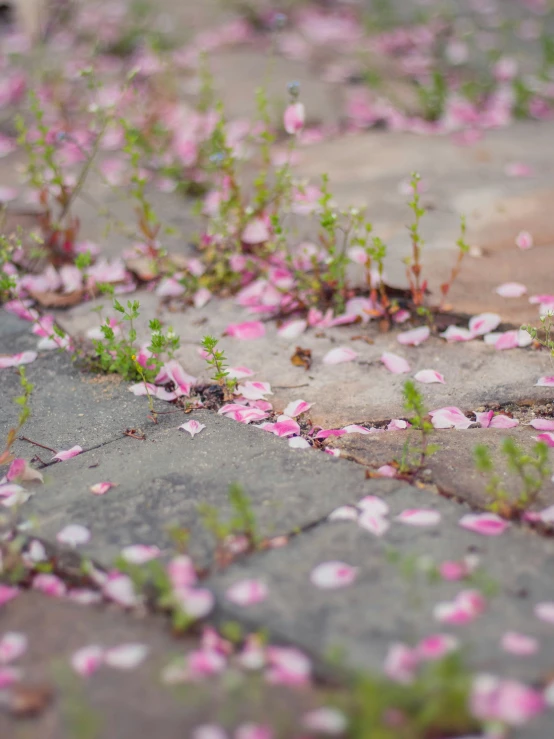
[18, 437, 58, 454]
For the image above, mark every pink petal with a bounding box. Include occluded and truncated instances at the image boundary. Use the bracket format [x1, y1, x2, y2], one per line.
[225, 321, 266, 340]
[323, 347, 358, 365]
[537, 376, 554, 387]
[302, 707, 347, 735]
[6, 458, 43, 483]
[226, 366, 255, 380]
[505, 162, 534, 178]
[242, 218, 270, 245]
[490, 414, 519, 429]
[283, 399, 312, 418]
[0, 632, 27, 664]
[90, 481, 116, 495]
[194, 288, 212, 309]
[167, 555, 197, 589]
[315, 428, 346, 440]
[358, 510, 390, 536]
[277, 319, 307, 339]
[536, 505, 554, 524]
[397, 326, 430, 346]
[414, 369, 445, 384]
[475, 410, 494, 428]
[266, 646, 311, 686]
[226, 579, 268, 606]
[387, 419, 410, 430]
[71, 645, 104, 676]
[530, 419, 554, 430]
[515, 230, 533, 250]
[0, 351, 37, 369]
[284, 102, 305, 134]
[165, 360, 196, 396]
[416, 634, 459, 661]
[501, 632, 538, 656]
[342, 424, 371, 434]
[471, 675, 545, 727]
[380, 352, 410, 374]
[237, 381, 273, 400]
[434, 590, 486, 624]
[103, 574, 137, 607]
[271, 418, 300, 437]
[179, 420, 206, 438]
[496, 282, 527, 298]
[67, 589, 103, 606]
[535, 602, 554, 623]
[469, 313, 501, 336]
[129, 382, 157, 396]
[535, 432, 554, 447]
[383, 643, 418, 684]
[191, 726, 228, 739]
[32, 573, 66, 597]
[52, 446, 82, 462]
[104, 643, 148, 669]
[121, 545, 161, 564]
[440, 325, 473, 342]
[57, 524, 91, 547]
[235, 724, 273, 739]
[288, 436, 310, 449]
[174, 587, 214, 619]
[376, 465, 397, 478]
[491, 330, 519, 350]
[396, 509, 441, 526]
[429, 407, 472, 430]
[459, 513, 509, 536]
[0, 585, 19, 607]
[328, 506, 359, 522]
[357, 496, 389, 516]
[310, 561, 358, 589]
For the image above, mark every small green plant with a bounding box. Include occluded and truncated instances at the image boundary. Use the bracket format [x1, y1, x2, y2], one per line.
[397, 380, 439, 474]
[440, 215, 470, 310]
[523, 312, 554, 358]
[201, 335, 236, 391]
[417, 69, 448, 122]
[404, 173, 426, 307]
[0, 367, 34, 467]
[92, 299, 179, 381]
[474, 438, 551, 515]
[198, 482, 260, 567]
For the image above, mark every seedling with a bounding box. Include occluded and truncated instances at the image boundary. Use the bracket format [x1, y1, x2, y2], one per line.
[440, 215, 470, 310]
[397, 380, 439, 475]
[404, 173, 426, 307]
[474, 438, 551, 516]
[0, 367, 34, 467]
[524, 312, 554, 358]
[201, 335, 236, 392]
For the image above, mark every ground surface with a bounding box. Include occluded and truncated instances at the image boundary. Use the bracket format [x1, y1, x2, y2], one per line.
[2, 0, 554, 737]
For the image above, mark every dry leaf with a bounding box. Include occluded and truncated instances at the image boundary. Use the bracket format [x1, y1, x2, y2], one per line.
[29, 290, 84, 308]
[290, 346, 312, 371]
[0, 683, 54, 717]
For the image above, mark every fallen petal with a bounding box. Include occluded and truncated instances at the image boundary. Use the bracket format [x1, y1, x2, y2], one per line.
[414, 369, 445, 384]
[381, 352, 410, 374]
[104, 643, 148, 670]
[396, 509, 441, 526]
[310, 561, 358, 589]
[56, 524, 91, 547]
[323, 347, 358, 365]
[225, 579, 268, 607]
[397, 326, 430, 346]
[459, 513, 509, 536]
[179, 420, 206, 438]
[52, 446, 82, 462]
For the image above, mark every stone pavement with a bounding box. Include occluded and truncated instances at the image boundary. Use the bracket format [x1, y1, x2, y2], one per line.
[2, 0, 554, 737]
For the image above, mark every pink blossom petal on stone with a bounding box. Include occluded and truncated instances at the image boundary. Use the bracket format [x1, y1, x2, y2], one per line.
[129, 382, 157, 396]
[237, 381, 273, 400]
[475, 411, 494, 428]
[469, 312, 501, 336]
[284, 102, 305, 135]
[387, 419, 410, 430]
[226, 366, 255, 380]
[271, 418, 301, 437]
[191, 726, 228, 739]
[536, 505, 554, 524]
[283, 399, 312, 417]
[71, 645, 104, 676]
[90, 481, 116, 495]
[121, 545, 161, 565]
[67, 589, 103, 606]
[288, 436, 310, 449]
[505, 162, 534, 178]
[459, 513, 510, 536]
[490, 414, 519, 429]
[383, 643, 418, 684]
[535, 602, 554, 623]
[376, 465, 397, 478]
[175, 587, 214, 619]
[342, 424, 370, 434]
[358, 496, 389, 516]
[323, 347, 358, 365]
[242, 218, 270, 245]
[179, 420, 206, 438]
[235, 723, 273, 739]
[530, 419, 554, 430]
[104, 643, 149, 670]
[277, 319, 307, 339]
[0, 632, 27, 664]
[381, 352, 410, 374]
[434, 589, 486, 624]
[429, 407, 472, 430]
[266, 646, 311, 686]
[328, 506, 359, 522]
[440, 325, 473, 342]
[496, 282, 527, 298]
[193, 288, 212, 309]
[315, 428, 346, 440]
[7, 458, 43, 483]
[57, 524, 91, 547]
[515, 230, 533, 250]
[396, 509, 441, 526]
[416, 634, 459, 661]
[33, 573, 66, 598]
[414, 369, 445, 384]
[226, 579, 268, 607]
[0, 585, 19, 607]
[536, 432, 554, 447]
[397, 326, 430, 346]
[103, 574, 137, 607]
[501, 632, 538, 656]
[302, 707, 347, 735]
[167, 556, 197, 589]
[0, 666, 21, 688]
[52, 446, 82, 462]
[225, 321, 265, 340]
[358, 510, 390, 536]
[537, 376, 554, 387]
[470, 675, 545, 727]
[492, 330, 519, 350]
[310, 561, 358, 589]
[0, 351, 37, 369]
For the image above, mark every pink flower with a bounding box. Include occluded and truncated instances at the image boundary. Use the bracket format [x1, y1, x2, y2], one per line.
[187, 648, 226, 678]
[530, 418, 554, 430]
[383, 643, 418, 684]
[175, 588, 214, 619]
[284, 102, 305, 135]
[414, 369, 445, 384]
[179, 420, 206, 438]
[269, 418, 301, 437]
[459, 513, 510, 536]
[439, 561, 468, 581]
[225, 579, 268, 607]
[376, 465, 397, 478]
[471, 675, 545, 726]
[310, 561, 358, 589]
[387, 419, 409, 430]
[440, 325, 473, 342]
[315, 428, 346, 440]
[103, 574, 137, 607]
[71, 645, 104, 676]
[289, 436, 310, 449]
[429, 407, 471, 430]
[397, 326, 430, 346]
[225, 321, 266, 340]
[52, 445, 83, 462]
[323, 347, 358, 365]
[501, 631, 538, 656]
[515, 230, 533, 250]
[396, 509, 441, 526]
[381, 352, 410, 374]
[218, 404, 269, 424]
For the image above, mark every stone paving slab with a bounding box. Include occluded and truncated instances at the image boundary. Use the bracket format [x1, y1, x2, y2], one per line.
[208, 485, 554, 735]
[332, 426, 554, 510]
[24, 410, 391, 566]
[0, 592, 317, 739]
[56, 290, 552, 429]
